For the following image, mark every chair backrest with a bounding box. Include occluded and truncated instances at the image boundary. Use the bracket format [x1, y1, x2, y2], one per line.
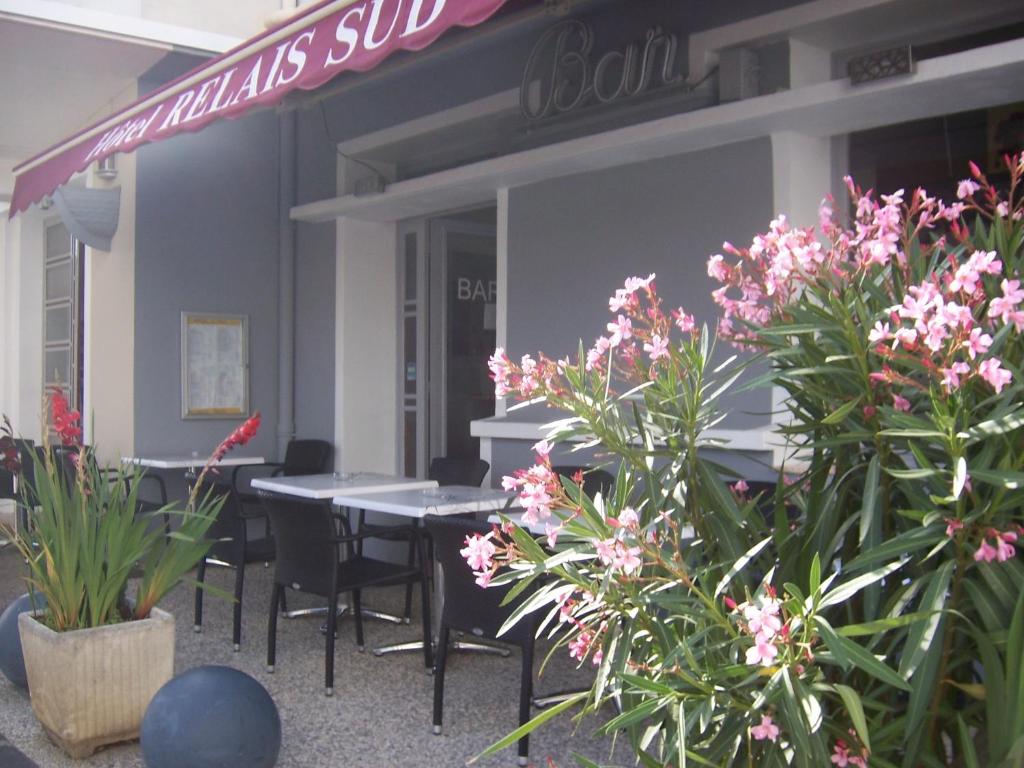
[424, 514, 536, 644]
[551, 465, 615, 498]
[259, 492, 339, 597]
[428, 457, 490, 487]
[192, 479, 247, 562]
[282, 439, 333, 477]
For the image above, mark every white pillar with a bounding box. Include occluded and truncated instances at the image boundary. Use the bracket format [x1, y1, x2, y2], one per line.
[334, 217, 398, 474]
[769, 131, 834, 468]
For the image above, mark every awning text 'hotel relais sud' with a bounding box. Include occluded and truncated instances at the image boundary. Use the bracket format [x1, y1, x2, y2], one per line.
[8, 0, 508, 218]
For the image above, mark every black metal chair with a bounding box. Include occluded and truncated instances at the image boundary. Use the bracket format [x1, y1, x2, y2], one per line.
[358, 457, 491, 624]
[192, 479, 276, 651]
[424, 514, 540, 767]
[427, 457, 490, 488]
[232, 438, 333, 506]
[550, 465, 615, 498]
[260, 490, 432, 696]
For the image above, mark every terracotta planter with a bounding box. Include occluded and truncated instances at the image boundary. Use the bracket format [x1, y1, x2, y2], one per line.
[18, 607, 175, 758]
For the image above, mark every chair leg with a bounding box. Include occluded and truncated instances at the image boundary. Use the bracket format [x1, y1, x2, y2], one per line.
[232, 561, 245, 651]
[419, 560, 433, 670]
[267, 585, 281, 672]
[432, 625, 451, 735]
[518, 641, 535, 766]
[279, 588, 289, 615]
[353, 590, 364, 651]
[403, 536, 416, 623]
[325, 593, 339, 696]
[193, 559, 206, 632]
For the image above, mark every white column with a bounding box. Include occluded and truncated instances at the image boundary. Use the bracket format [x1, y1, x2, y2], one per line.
[769, 131, 834, 468]
[84, 153, 136, 462]
[334, 217, 398, 474]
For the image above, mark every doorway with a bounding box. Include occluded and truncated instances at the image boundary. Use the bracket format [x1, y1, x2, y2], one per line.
[398, 206, 497, 478]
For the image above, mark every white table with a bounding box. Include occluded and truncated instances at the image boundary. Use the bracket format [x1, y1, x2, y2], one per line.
[252, 472, 437, 499]
[250, 472, 438, 625]
[332, 485, 517, 659]
[124, 455, 265, 470]
[332, 485, 516, 518]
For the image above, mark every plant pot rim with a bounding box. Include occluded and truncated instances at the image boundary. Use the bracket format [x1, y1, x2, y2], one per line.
[18, 605, 173, 639]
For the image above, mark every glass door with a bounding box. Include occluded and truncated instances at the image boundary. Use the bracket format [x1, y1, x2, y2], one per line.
[428, 216, 497, 462]
[397, 210, 497, 476]
[398, 220, 428, 478]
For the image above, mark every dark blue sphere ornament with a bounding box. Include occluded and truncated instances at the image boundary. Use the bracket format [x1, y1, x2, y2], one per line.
[0, 593, 46, 690]
[141, 665, 281, 768]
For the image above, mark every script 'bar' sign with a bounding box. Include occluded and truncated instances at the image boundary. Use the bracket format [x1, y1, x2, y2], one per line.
[10, 0, 507, 218]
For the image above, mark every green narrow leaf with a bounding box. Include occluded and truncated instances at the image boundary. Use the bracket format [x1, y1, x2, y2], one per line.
[836, 611, 930, 637]
[471, 691, 587, 762]
[858, 456, 880, 547]
[714, 536, 772, 598]
[898, 561, 953, 678]
[952, 457, 968, 499]
[815, 617, 911, 691]
[835, 684, 871, 752]
[819, 559, 905, 609]
[822, 396, 862, 425]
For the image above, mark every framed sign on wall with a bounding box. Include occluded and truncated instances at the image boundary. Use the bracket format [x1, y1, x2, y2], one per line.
[181, 312, 249, 419]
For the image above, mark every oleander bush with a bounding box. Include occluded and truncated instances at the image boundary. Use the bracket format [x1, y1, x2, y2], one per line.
[472, 157, 1024, 767]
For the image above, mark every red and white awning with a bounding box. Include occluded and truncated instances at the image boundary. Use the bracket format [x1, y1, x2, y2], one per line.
[9, 0, 507, 218]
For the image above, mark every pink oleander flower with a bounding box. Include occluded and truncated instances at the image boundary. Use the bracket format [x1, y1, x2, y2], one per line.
[945, 518, 964, 538]
[868, 321, 892, 344]
[586, 336, 611, 371]
[609, 274, 655, 312]
[745, 634, 779, 667]
[518, 354, 540, 396]
[732, 479, 749, 495]
[594, 537, 643, 575]
[964, 327, 993, 359]
[990, 279, 1024, 328]
[460, 532, 496, 572]
[707, 254, 729, 281]
[568, 631, 593, 662]
[673, 308, 696, 333]
[608, 507, 639, 528]
[940, 362, 971, 392]
[750, 714, 780, 742]
[957, 179, 980, 200]
[544, 522, 562, 548]
[643, 334, 669, 361]
[607, 315, 633, 347]
[996, 531, 1018, 561]
[532, 439, 552, 459]
[474, 570, 493, 588]
[978, 358, 1012, 393]
[892, 394, 911, 412]
[976, 529, 1020, 563]
[741, 598, 782, 640]
[831, 739, 868, 767]
[488, 348, 512, 396]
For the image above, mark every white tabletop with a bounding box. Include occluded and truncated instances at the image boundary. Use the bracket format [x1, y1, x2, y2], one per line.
[251, 472, 437, 500]
[333, 485, 517, 518]
[124, 455, 265, 470]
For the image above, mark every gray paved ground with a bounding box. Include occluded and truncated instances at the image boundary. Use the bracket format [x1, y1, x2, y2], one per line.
[0, 546, 625, 767]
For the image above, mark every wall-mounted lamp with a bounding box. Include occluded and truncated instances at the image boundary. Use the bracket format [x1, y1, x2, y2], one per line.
[40, 196, 53, 210]
[95, 155, 118, 180]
